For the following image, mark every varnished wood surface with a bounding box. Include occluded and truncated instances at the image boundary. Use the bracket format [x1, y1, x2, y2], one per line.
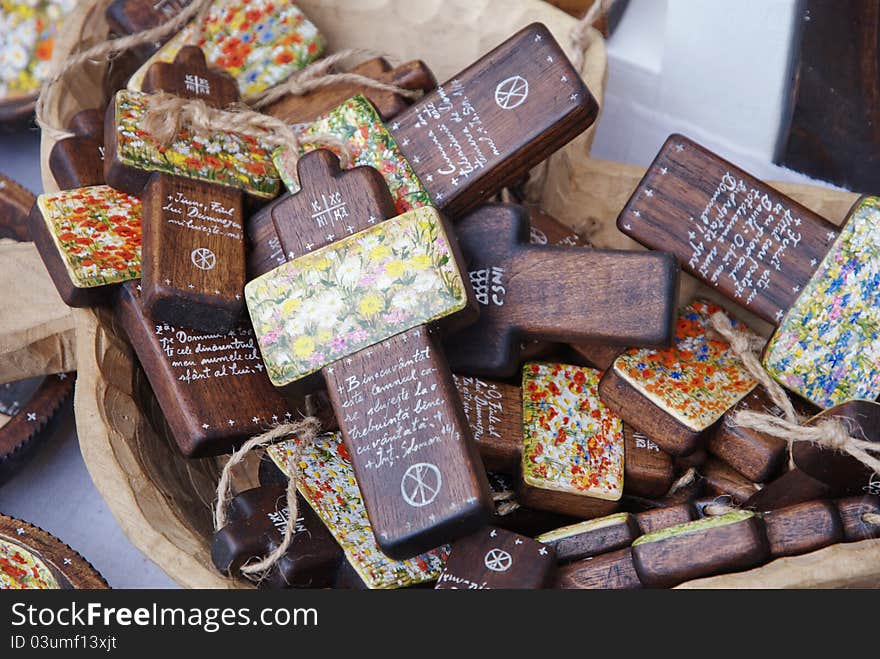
[618, 135, 837, 325]
[743, 468, 831, 512]
[537, 513, 640, 563]
[554, 547, 642, 589]
[453, 373, 522, 474]
[324, 328, 492, 558]
[634, 503, 696, 535]
[631, 513, 770, 588]
[445, 204, 678, 377]
[392, 23, 597, 217]
[836, 495, 880, 542]
[49, 109, 107, 190]
[211, 484, 343, 588]
[115, 283, 299, 457]
[706, 386, 793, 483]
[701, 458, 761, 504]
[436, 526, 555, 589]
[763, 500, 843, 558]
[623, 425, 675, 498]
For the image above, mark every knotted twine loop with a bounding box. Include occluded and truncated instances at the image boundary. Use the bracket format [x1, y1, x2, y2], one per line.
[35, 0, 213, 140]
[142, 92, 352, 170]
[864, 513, 880, 525]
[213, 416, 321, 579]
[247, 48, 422, 109]
[569, 0, 614, 72]
[702, 495, 739, 517]
[492, 489, 521, 516]
[709, 310, 880, 480]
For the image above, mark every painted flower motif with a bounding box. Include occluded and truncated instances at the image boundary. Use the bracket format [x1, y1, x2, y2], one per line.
[114, 90, 278, 197]
[614, 300, 758, 431]
[267, 432, 448, 589]
[246, 207, 466, 386]
[763, 196, 880, 408]
[127, 0, 324, 98]
[0, 538, 58, 589]
[37, 185, 142, 288]
[0, 0, 76, 99]
[273, 95, 432, 212]
[521, 363, 624, 500]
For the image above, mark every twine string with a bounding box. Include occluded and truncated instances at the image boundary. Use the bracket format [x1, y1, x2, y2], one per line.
[709, 310, 880, 480]
[248, 48, 422, 108]
[863, 513, 880, 525]
[491, 489, 521, 516]
[214, 417, 320, 578]
[35, 0, 213, 139]
[569, 0, 613, 71]
[665, 466, 698, 497]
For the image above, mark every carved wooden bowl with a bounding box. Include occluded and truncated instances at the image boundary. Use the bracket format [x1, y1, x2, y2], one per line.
[42, 0, 879, 589]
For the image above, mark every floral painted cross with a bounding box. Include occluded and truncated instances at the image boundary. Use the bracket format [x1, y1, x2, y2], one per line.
[246, 151, 492, 559]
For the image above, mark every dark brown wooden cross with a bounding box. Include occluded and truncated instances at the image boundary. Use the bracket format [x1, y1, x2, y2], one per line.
[246, 150, 491, 559]
[49, 109, 106, 190]
[444, 204, 679, 377]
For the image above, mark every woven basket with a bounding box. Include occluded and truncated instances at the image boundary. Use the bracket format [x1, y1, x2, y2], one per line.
[41, 0, 880, 588]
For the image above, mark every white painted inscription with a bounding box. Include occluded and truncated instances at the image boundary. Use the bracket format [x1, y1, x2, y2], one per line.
[162, 191, 242, 240]
[633, 431, 660, 452]
[484, 548, 512, 572]
[469, 267, 506, 306]
[310, 190, 348, 229]
[453, 375, 504, 443]
[266, 507, 307, 534]
[409, 79, 502, 189]
[494, 76, 529, 110]
[401, 463, 442, 507]
[684, 172, 805, 310]
[154, 323, 267, 385]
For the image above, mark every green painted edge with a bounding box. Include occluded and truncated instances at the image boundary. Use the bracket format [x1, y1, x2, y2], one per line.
[632, 510, 755, 546]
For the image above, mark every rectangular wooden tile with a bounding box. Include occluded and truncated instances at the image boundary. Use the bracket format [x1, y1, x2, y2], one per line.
[623, 425, 674, 498]
[518, 363, 624, 518]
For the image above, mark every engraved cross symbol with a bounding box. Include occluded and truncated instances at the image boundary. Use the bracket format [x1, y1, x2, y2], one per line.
[310, 191, 348, 228]
[484, 548, 512, 572]
[184, 74, 211, 95]
[494, 76, 529, 110]
[191, 247, 216, 270]
[400, 462, 442, 507]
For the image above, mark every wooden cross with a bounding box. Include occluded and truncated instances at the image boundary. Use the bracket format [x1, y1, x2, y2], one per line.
[114, 282, 328, 457]
[701, 458, 761, 504]
[247, 151, 492, 558]
[598, 299, 760, 456]
[453, 365, 673, 502]
[555, 547, 643, 589]
[619, 135, 880, 409]
[48, 109, 106, 190]
[265, 432, 451, 588]
[211, 484, 343, 588]
[443, 204, 678, 378]
[248, 22, 598, 277]
[435, 527, 556, 589]
[105, 46, 273, 332]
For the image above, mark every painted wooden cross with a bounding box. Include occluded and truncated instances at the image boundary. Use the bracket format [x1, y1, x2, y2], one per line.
[619, 135, 880, 409]
[211, 483, 343, 588]
[435, 527, 556, 589]
[266, 432, 451, 588]
[453, 365, 673, 501]
[599, 299, 760, 456]
[246, 150, 491, 559]
[443, 204, 679, 377]
[48, 109, 106, 190]
[247, 22, 599, 278]
[105, 46, 278, 332]
[114, 281, 326, 457]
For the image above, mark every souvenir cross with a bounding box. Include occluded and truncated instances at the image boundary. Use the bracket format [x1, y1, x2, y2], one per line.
[443, 204, 678, 377]
[105, 46, 278, 332]
[248, 23, 598, 277]
[246, 149, 492, 559]
[619, 135, 880, 408]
